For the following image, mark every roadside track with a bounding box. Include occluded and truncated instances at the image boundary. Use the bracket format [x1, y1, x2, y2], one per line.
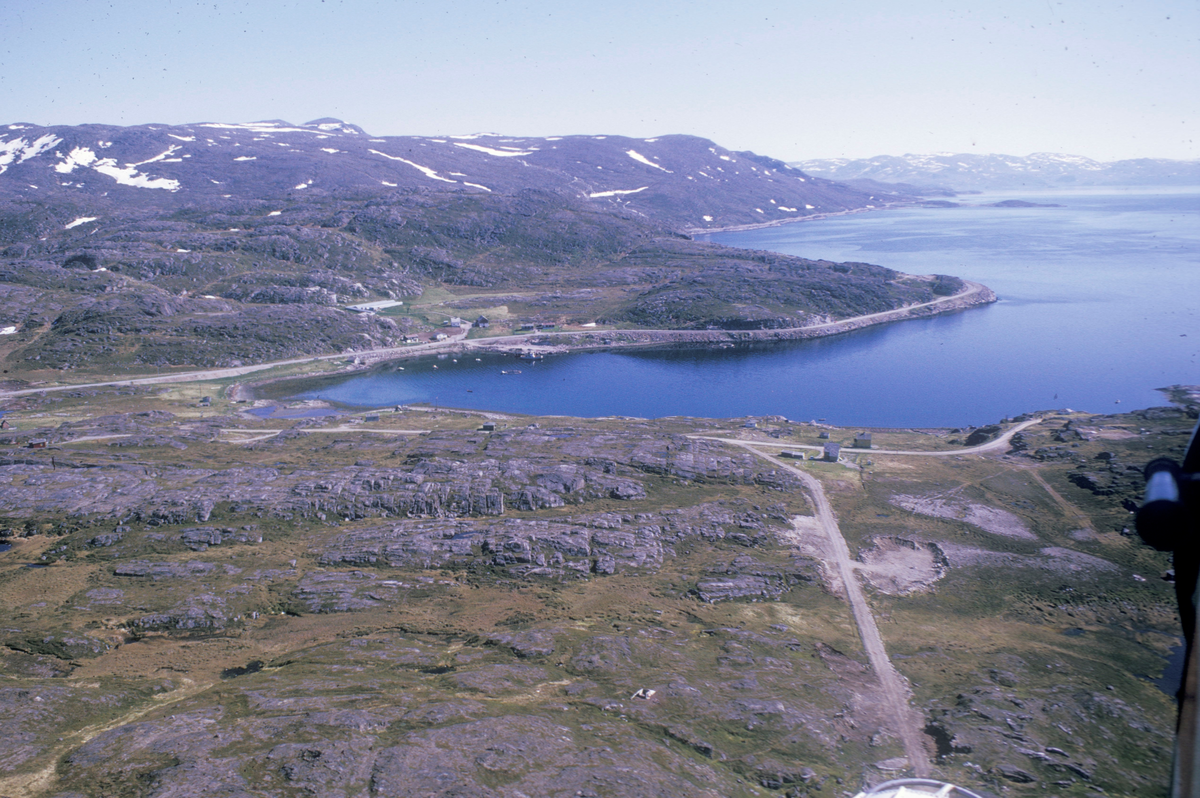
[717, 437, 933, 776]
[688, 417, 1046, 776]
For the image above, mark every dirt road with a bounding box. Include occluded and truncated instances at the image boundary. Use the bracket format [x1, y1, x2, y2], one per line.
[700, 417, 1041, 460]
[685, 419, 1045, 775]
[722, 438, 933, 776]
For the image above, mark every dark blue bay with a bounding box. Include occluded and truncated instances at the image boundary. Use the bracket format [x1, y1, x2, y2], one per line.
[295, 189, 1199, 425]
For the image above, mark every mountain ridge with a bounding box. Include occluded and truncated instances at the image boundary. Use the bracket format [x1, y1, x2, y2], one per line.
[792, 151, 1200, 191]
[2, 118, 898, 230]
[0, 118, 980, 376]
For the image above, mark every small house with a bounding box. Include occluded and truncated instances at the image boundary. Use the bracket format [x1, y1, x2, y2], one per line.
[474, 316, 490, 328]
[743, 421, 758, 429]
[364, 415, 380, 422]
[818, 431, 830, 440]
[853, 432, 872, 449]
[446, 317, 464, 328]
[822, 442, 840, 462]
[779, 450, 803, 459]
[481, 421, 497, 432]
[199, 396, 211, 407]
[28, 439, 48, 449]
[434, 333, 448, 341]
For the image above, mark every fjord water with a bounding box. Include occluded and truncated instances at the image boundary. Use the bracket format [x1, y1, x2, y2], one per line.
[298, 189, 1199, 426]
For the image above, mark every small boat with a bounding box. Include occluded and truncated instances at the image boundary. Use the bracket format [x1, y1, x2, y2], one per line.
[501, 369, 522, 375]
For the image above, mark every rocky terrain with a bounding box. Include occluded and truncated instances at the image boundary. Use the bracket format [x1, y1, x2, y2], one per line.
[0, 119, 980, 379]
[0, 119, 1182, 797]
[0, 380, 1191, 797]
[792, 152, 1200, 192]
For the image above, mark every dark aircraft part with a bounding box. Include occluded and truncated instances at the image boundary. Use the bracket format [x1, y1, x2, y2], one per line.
[1137, 419, 1200, 798]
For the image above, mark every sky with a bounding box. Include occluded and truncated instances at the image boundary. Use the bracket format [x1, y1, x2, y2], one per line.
[1, 0, 1197, 162]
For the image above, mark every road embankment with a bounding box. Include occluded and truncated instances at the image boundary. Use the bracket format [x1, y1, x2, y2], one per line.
[458, 280, 996, 353]
[0, 281, 995, 399]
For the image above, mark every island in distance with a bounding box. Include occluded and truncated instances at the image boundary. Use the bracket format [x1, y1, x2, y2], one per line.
[0, 119, 1185, 797]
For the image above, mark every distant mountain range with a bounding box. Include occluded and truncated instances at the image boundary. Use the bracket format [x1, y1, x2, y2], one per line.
[0, 118, 892, 230]
[792, 152, 1200, 192]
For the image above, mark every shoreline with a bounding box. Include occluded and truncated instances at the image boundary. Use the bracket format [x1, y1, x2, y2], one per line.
[0, 280, 996, 401]
[245, 279, 997, 401]
[681, 202, 904, 236]
[355, 279, 996, 361]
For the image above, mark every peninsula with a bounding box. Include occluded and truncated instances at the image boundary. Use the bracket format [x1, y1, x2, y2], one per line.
[1, 119, 984, 385]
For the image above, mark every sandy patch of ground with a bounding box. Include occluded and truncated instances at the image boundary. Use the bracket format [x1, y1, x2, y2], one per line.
[1091, 428, 1139, 440]
[856, 537, 947, 595]
[890, 494, 1035, 540]
[938, 543, 1118, 573]
[781, 515, 842, 595]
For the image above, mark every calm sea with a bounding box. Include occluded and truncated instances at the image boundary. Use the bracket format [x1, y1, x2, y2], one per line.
[295, 189, 1199, 426]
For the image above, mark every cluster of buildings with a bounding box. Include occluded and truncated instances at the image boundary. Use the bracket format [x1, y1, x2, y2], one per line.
[776, 430, 873, 462]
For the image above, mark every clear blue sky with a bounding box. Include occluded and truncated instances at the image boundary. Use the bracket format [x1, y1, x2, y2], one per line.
[1, 0, 1196, 161]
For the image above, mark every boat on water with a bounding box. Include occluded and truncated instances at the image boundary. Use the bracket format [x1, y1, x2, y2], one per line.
[501, 369, 522, 375]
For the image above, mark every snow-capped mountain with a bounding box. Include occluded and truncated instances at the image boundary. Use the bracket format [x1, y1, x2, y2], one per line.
[0, 118, 951, 373]
[792, 152, 1200, 191]
[0, 118, 891, 229]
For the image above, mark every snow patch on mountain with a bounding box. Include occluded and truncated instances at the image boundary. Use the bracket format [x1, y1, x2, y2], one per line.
[92, 161, 181, 191]
[54, 146, 180, 190]
[131, 145, 182, 167]
[589, 186, 649, 198]
[55, 147, 98, 173]
[0, 134, 62, 174]
[625, 150, 671, 172]
[200, 121, 350, 136]
[453, 142, 534, 157]
[369, 149, 456, 183]
[64, 216, 98, 229]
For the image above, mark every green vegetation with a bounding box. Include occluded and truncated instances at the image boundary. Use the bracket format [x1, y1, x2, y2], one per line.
[0, 382, 1189, 795]
[1, 192, 952, 379]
